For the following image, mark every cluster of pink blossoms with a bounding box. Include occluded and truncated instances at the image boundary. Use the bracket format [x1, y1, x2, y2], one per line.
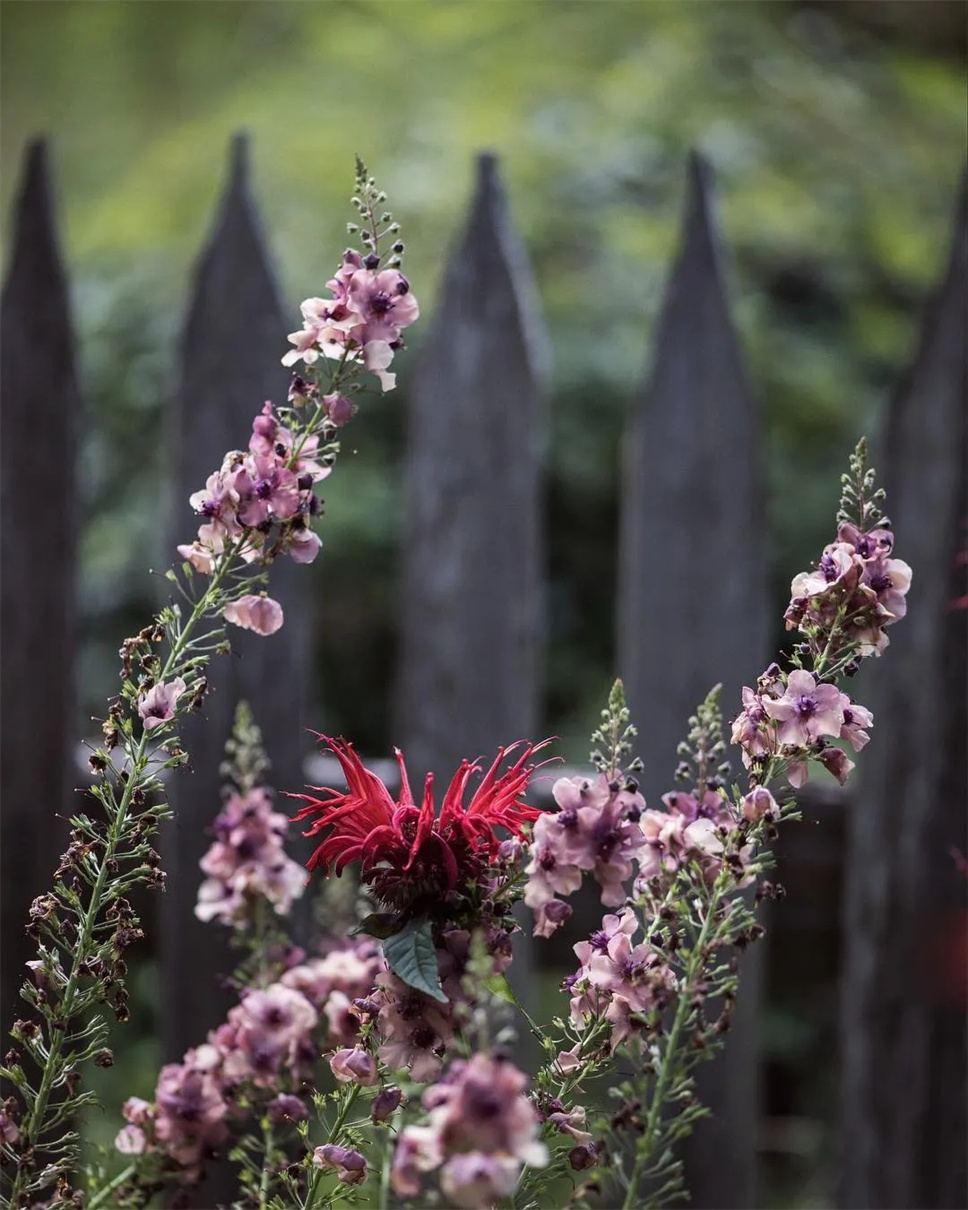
[391, 1054, 547, 1209]
[560, 908, 675, 1053]
[731, 666, 872, 787]
[177, 402, 331, 634]
[524, 774, 647, 936]
[785, 521, 911, 655]
[282, 250, 419, 392]
[115, 940, 383, 1183]
[732, 521, 910, 788]
[524, 774, 760, 938]
[194, 786, 305, 927]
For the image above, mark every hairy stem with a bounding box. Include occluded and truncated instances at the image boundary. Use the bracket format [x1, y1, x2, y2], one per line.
[8, 553, 235, 1206]
[622, 873, 724, 1210]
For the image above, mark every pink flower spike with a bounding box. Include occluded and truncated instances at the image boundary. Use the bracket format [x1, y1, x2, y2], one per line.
[138, 678, 187, 731]
[224, 595, 284, 636]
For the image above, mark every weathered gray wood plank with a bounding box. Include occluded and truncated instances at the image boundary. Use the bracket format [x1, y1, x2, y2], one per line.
[618, 152, 767, 1209]
[839, 173, 967, 1210]
[160, 134, 311, 1068]
[0, 141, 80, 1041]
[393, 153, 549, 781]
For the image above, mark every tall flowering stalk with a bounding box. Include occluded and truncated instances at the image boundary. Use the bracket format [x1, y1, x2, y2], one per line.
[516, 439, 911, 1209]
[0, 160, 418, 1209]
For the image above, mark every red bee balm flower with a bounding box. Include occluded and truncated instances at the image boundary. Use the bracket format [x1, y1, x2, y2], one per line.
[292, 738, 551, 913]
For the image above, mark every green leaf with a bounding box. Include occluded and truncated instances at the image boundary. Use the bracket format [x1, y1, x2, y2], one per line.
[354, 912, 399, 940]
[483, 973, 515, 1004]
[382, 918, 447, 1002]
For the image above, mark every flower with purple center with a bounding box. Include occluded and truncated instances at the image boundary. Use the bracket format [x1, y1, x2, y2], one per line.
[762, 670, 848, 748]
[138, 677, 186, 732]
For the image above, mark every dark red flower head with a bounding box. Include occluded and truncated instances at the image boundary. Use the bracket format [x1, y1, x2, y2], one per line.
[291, 737, 553, 913]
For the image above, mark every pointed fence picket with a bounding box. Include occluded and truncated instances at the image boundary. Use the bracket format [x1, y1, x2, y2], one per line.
[618, 152, 767, 1209]
[160, 134, 312, 1067]
[0, 141, 81, 1046]
[393, 152, 550, 783]
[839, 174, 967, 1210]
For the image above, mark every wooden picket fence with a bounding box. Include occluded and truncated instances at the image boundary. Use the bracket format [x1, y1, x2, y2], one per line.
[1, 135, 964, 1209]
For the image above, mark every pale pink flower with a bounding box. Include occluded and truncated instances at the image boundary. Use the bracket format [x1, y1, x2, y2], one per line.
[195, 786, 305, 926]
[391, 1125, 443, 1196]
[863, 553, 913, 624]
[363, 339, 396, 392]
[555, 1048, 582, 1074]
[573, 908, 638, 968]
[287, 526, 322, 564]
[138, 677, 186, 731]
[762, 670, 848, 747]
[153, 1057, 229, 1179]
[282, 324, 322, 367]
[235, 456, 299, 527]
[840, 702, 874, 751]
[114, 1124, 145, 1154]
[188, 470, 242, 538]
[730, 686, 776, 764]
[224, 595, 284, 636]
[177, 538, 219, 575]
[790, 542, 861, 600]
[441, 1152, 520, 1209]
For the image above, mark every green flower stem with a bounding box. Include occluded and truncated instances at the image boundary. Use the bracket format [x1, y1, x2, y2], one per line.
[621, 872, 725, 1210]
[86, 1163, 136, 1210]
[9, 551, 237, 1207]
[259, 1117, 275, 1210]
[300, 1083, 363, 1210]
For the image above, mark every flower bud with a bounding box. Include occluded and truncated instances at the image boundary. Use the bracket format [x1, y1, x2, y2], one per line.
[313, 1144, 367, 1185]
[370, 1086, 404, 1123]
[330, 1048, 378, 1086]
[323, 393, 354, 427]
[268, 1094, 308, 1123]
[741, 786, 778, 822]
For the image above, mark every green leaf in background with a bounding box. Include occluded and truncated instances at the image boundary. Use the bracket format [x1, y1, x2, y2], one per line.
[483, 972, 516, 1005]
[382, 918, 447, 1003]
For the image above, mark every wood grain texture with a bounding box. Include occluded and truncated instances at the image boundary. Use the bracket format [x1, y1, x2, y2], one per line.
[160, 134, 312, 1069]
[0, 142, 80, 1041]
[618, 152, 767, 1209]
[394, 153, 549, 783]
[839, 174, 967, 1210]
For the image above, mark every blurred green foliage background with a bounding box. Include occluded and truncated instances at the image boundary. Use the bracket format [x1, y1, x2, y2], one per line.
[2, 3, 965, 1203]
[2, 0, 965, 752]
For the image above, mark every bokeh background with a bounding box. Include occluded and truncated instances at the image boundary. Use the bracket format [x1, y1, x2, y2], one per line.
[2, 2, 965, 1206]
